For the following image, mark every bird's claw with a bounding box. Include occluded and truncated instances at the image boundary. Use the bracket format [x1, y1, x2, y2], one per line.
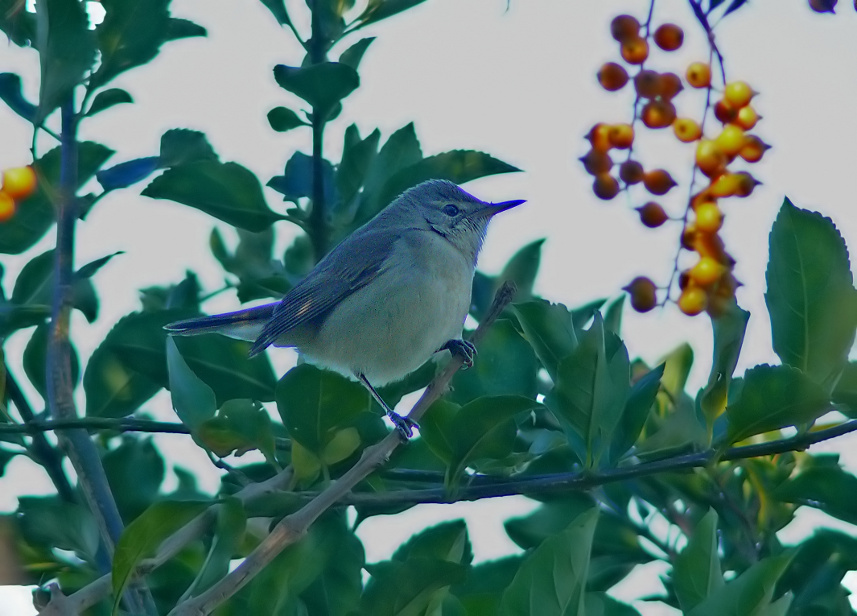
[442, 338, 477, 369]
[388, 411, 418, 441]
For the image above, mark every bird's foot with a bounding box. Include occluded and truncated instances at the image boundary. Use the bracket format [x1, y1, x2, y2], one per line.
[441, 338, 477, 369]
[387, 410, 418, 441]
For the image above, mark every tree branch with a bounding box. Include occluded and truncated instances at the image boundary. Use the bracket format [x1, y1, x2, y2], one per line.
[167, 283, 518, 616]
[308, 0, 330, 261]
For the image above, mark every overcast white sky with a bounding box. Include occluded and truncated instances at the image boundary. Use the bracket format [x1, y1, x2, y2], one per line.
[2, 1, 857, 613]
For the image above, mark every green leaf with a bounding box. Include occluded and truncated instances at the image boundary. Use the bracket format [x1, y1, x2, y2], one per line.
[103, 438, 166, 520]
[0, 2, 36, 48]
[832, 361, 857, 417]
[357, 123, 423, 222]
[584, 592, 641, 616]
[673, 509, 723, 613]
[92, 0, 205, 89]
[499, 507, 599, 616]
[545, 315, 631, 468]
[357, 0, 428, 27]
[267, 106, 305, 132]
[337, 127, 381, 212]
[498, 239, 544, 301]
[275, 364, 372, 456]
[421, 395, 539, 488]
[448, 320, 539, 405]
[451, 556, 522, 615]
[166, 337, 216, 431]
[23, 323, 80, 400]
[36, 0, 96, 122]
[0, 142, 113, 254]
[774, 463, 857, 525]
[17, 496, 100, 563]
[660, 343, 694, 399]
[504, 495, 597, 550]
[197, 399, 277, 464]
[701, 304, 750, 428]
[112, 500, 209, 615]
[273, 62, 359, 119]
[0, 72, 36, 121]
[726, 364, 829, 444]
[184, 497, 246, 597]
[165, 17, 206, 40]
[143, 160, 281, 232]
[688, 554, 792, 616]
[158, 128, 218, 167]
[512, 300, 578, 382]
[361, 558, 467, 615]
[258, 0, 291, 25]
[765, 198, 857, 388]
[376, 149, 521, 214]
[393, 520, 472, 565]
[609, 363, 664, 464]
[85, 88, 133, 116]
[84, 342, 161, 418]
[339, 36, 375, 70]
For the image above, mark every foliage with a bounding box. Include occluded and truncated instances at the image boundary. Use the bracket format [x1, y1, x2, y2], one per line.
[0, 0, 856, 615]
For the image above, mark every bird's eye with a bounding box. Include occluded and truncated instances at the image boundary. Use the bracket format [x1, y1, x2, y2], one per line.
[442, 203, 460, 217]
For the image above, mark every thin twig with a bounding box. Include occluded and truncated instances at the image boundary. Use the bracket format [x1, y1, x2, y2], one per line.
[167, 283, 517, 616]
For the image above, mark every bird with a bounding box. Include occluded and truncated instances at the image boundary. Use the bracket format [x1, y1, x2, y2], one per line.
[165, 179, 525, 438]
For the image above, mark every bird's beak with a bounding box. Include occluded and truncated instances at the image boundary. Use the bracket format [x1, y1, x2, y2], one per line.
[479, 198, 526, 217]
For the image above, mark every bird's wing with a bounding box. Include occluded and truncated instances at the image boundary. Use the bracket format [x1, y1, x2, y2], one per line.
[248, 228, 401, 356]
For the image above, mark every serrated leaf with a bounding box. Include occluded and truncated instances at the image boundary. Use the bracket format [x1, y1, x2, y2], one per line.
[765, 199, 857, 389]
[726, 364, 829, 444]
[112, 500, 209, 615]
[166, 337, 216, 431]
[267, 106, 305, 132]
[273, 62, 359, 118]
[143, 160, 281, 232]
[545, 315, 630, 468]
[36, 0, 96, 122]
[85, 88, 133, 116]
[499, 507, 599, 616]
[0, 72, 36, 121]
[673, 509, 723, 612]
[267, 151, 337, 205]
[0, 142, 113, 254]
[512, 300, 578, 381]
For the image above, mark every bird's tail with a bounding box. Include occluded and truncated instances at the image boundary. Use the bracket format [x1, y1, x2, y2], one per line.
[164, 303, 277, 345]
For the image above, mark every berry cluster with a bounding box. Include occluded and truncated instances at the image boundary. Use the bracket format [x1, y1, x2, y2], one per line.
[583, 13, 768, 318]
[0, 166, 37, 222]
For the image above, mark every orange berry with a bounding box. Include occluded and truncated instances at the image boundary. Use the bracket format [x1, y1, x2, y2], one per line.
[587, 123, 613, 151]
[694, 231, 727, 261]
[695, 202, 723, 233]
[593, 173, 620, 200]
[713, 99, 738, 124]
[637, 202, 669, 228]
[709, 173, 743, 198]
[2, 166, 37, 200]
[611, 14, 640, 42]
[809, 0, 837, 13]
[739, 136, 770, 163]
[678, 285, 708, 316]
[673, 117, 702, 142]
[0, 191, 16, 222]
[621, 36, 649, 65]
[619, 160, 645, 185]
[689, 256, 726, 287]
[724, 81, 755, 108]
[626, 276, 658, 313]
[608, 123, 634, 149]
[735, 105, 759, 130]
[580, 149, 613, 175]
[643, 169, 677, 195]
[695, 139, 728, 177]
[659, 72, 684, 100]
[686, 62, 711, 88]
[653, 23, 684, 51]
[634, 70, 661, 99]
[641, 100, 676, 129]
[598, 62, 629, 91]
[734, 171, 760, 197]
[714, 124, 746, 158]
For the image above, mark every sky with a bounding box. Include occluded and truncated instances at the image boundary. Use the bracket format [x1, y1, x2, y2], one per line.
[1, 0, 857, 613]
